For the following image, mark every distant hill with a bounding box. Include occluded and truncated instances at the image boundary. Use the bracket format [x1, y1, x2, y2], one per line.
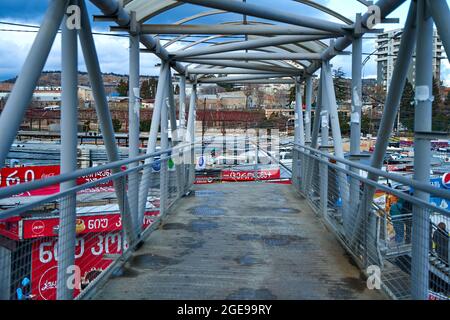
[1, 71, 157, 89]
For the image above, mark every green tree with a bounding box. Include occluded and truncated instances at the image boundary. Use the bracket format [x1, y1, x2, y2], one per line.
[338, 111, 350, 136]
[140, 120, 151, 132]
[431, 77, 449, 132]
[112, 119, 122, 132]
[116, 79, 128, 96]
[333, 67, 349, 103]
[361, 113, 371, 135]
[399, 80, 415, 132]
[289, 85, 296, 105]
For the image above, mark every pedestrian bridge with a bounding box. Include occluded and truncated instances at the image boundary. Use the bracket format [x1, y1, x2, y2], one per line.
[95, 182, 381, 300]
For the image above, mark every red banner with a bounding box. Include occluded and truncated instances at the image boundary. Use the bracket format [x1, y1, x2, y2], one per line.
[28, 210, 159, 300]
[31, 232, 124, 300]
[0, 165, 116, 197]
[221, 168, 281, 182]
[0, 216, 21, 240]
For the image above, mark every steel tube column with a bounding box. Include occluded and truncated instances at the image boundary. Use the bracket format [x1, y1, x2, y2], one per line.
[138, 62, 169, 223]
[293, 79, 305, 186]
[187, 84, 197, 187]
[179, 76, 187, 128]
[0, 0, 69, 166]
[0, 247, 11, 300]
[350, 34, 363, 229]
[411, 0, 433, 300]
[79, 0, 135, 242]
[304, 77, 313, 143]
[428, 0, 450, 64]
[57, 4, 78, 300]
[352, 1, 417, 246]
[160, 75, 169, 216]
[128, 24, 140, 233]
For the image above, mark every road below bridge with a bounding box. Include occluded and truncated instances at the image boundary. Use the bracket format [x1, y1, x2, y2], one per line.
[95, 182, 384, 300]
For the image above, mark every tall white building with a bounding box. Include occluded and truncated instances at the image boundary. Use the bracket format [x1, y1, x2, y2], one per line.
[376, 28, 443, 89]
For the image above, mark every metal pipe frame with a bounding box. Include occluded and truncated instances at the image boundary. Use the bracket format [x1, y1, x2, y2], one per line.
[411, 0, 433, 300]
[0, 0, 69, 167]
[186, 83, 197, 187]
[172, 34, 331, 59]
[79, 0, 135, 242]
[184, 59, 302, 74]
[138, 62, 169, 224]
[198, 74, 291, 83]
[186, 68, 288, 75]
[304, 76, 313, 143]
[352, 0, 418, 248]
[128, 11, 141, 233]
[178, 52, 322, 61]
[177, 0, 346, 34]
[57, 1, 79, 300]
[140, 24, 336, 36]
[213, 79, 295, 85]
[179, 75, 187, 128]
[90, 0, 187, 76]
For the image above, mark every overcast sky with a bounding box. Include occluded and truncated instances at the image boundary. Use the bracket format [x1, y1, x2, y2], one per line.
[0, 0, 449, 85]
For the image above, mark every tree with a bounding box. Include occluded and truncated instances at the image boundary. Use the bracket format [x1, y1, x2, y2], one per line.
[361, 113, 371, 135]
[116, 79, 128, 96]
[289, 85, 296, 105]
[431, 77, 449, 132]
[112, 119, 122, 132]
[399, 80, 415, 132]
[140, 120, 151, 132]
[333, 67, 349, 104]
[338, 111, 350, 136]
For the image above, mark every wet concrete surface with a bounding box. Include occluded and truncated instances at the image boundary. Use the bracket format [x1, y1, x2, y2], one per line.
[95, 182, 384, 300]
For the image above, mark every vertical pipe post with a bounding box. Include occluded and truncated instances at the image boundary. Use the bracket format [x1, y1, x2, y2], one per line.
[128, 11, 140, 233]
[179, 76, 187, 128]
[350, 29, 363, 233]
[57, 2, 78, 300]
[319, 68, 329, 217]
[353, 1, 417, 247]
[293, 78, 305, 186]
[0, 247, 11, 300]
[187, 83, 197, 187]
[304, 76, 313, 143]
[137, 62, 169, 223]
[167, 71, 184, 198]
[411, 0, 432, 300]
[78, 0, 135, 242]
[0, 0, 69, 166]
[160, 70, 169, 216]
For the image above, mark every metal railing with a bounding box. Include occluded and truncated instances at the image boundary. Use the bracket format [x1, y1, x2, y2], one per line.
[291, 143, 450, 300]
[0, 142, 195, 300]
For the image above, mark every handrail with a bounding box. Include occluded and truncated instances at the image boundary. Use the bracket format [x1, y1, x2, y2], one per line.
[293, 143, 450, 201]
[0, 142, 193, 199]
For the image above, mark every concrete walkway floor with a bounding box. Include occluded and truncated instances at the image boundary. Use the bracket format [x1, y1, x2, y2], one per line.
[95, 182, 384, 300]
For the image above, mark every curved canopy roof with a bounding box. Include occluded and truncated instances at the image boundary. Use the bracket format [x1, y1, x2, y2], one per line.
[99, 0, 406, 83]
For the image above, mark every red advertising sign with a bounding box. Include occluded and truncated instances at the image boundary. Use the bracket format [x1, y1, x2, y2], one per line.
[0, 165, 116, 197]
[195, 175, 217, 184]
[222, 168, 281, 182]
[29, 210, 159, 300]
[0, 216, 21, 240]
[31, 232, 125, 300]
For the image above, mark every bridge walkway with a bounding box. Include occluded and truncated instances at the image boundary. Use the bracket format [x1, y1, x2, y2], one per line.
[95, 182, 384, 300]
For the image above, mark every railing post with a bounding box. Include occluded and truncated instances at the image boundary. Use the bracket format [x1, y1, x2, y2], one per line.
[293, 78, 305, 187]
[128, 11, 141, 233]
[160, 71, 170, 216]
[319, 69, 329, 217]
[411, 0, 432, 300]
[187, 82, 197, 187]
[0, 247, 11, 300]
[304, 76, 313, 144]
[57, 0, 78, 300]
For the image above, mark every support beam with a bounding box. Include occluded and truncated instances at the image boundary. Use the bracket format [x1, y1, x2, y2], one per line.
[179, 75, 187, 128]
[198, 74, 291, 83]
[139, 23, 336, 36]
[90, 0, 186, 76]
[411, 0, 433, 300]
[128, 12, 140, 234]
[138, 62, 169, 224]
[79, 0, 135, 242]
[0, 0, 69, 167]
[172, 34, 331, 59]
[428, 0, 450, 61]
[177, 0, 346, 34]
[185, 59, 302, 74]
[214, 79, 295, 85]
[57, 2, 78, 300]
[353, 0, 417, 247]
[186, 68, 287, 74]
[0, 247, 11, 300]
[178, 52, 322, 61]
[304, 76, 313, 143]
[186, 84, 197, 187]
